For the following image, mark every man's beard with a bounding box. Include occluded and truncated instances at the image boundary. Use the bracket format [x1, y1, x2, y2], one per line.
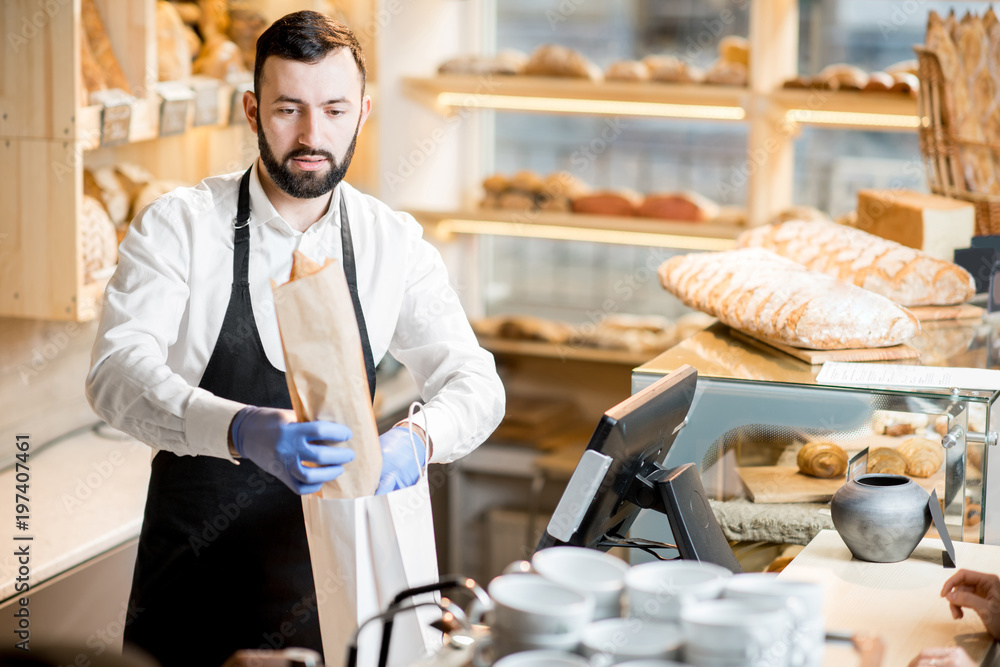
[257, 115, 360, 199]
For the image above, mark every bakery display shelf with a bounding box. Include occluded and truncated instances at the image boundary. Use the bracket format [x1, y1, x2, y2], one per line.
[770, 88, 919, 131]
[477, 335, 653, 366]
[410, 208, 742, 251]
[403, 75, 749, 121]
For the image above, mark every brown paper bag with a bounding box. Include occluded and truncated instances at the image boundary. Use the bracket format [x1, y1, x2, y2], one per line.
[272, 251, 381, 499]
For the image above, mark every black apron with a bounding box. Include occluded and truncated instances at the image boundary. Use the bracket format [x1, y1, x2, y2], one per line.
[124, 167, 377, 667]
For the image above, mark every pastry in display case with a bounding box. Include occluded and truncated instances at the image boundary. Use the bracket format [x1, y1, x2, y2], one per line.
[630, 321, 992, 561]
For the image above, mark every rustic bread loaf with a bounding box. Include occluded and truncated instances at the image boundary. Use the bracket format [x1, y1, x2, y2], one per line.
[604, 60, 650, 82]
[523, 45, 602, 81]
[80, 195, 118, 283]
[718, 36, 749, 67]
[642, 55, 703, 83]
[658, 248, 919, 349]
[638, 192, 720, 222]
[572, 190, 642, 216]
[157, 1, 191, 81]
[737, 220, 975, 307]
[704, 59, 747, 86]
[81, 0, 131, 94]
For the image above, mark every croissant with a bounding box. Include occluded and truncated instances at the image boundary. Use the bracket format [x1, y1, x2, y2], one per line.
[797, 441, 848, 479]
[867, 447, 907, 476]
[899, 437, 944, 478]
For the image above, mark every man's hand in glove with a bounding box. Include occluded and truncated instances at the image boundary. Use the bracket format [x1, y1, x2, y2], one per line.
[230, 406, 355, 495]
[375, 426, 426, 495]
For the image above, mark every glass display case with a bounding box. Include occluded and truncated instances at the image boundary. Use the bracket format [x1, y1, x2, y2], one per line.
[628, 320, 1000, 564]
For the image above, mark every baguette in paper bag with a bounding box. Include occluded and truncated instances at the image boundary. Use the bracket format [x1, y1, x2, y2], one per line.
[273, 250, 381, 499]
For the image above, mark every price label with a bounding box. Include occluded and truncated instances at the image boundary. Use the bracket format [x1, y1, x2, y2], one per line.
[159, 97, 190, 137]
[191, 80, 220, 127]
[99, 102, 131, 147]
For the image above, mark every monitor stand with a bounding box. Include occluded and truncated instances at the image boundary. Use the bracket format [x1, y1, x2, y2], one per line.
[625, 462, 743, 573]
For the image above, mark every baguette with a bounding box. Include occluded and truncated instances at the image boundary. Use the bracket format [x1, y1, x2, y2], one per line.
[657, 248, 920, 349]
[737, 220, 975, 307]
[81, 0, 131, 94]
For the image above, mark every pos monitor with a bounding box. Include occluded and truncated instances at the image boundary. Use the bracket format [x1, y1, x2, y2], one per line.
[535, 364, 741, 573]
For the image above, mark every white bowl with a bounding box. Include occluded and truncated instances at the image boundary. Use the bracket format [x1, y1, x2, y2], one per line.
[624, 560, 732, 622]
[492, 627, 581, 658]
[493, 650, 590, 667]
[580, 618, 684, 662]
[724, 574, 825, 667]
[488, 574, 595, 637]
[681, 598, 791, 664]
[532, 547, 630, 619]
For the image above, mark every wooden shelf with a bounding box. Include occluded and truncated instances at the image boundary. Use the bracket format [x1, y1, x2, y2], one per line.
[771, 88, 919, 131]
[411, 208, 743, 251]
[404, 75, 749, 121]
[477, 335, 656, 366]
[404, 75, 920, 131]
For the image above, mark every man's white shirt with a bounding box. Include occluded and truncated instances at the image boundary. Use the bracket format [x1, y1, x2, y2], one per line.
[86, 162, 504, 463]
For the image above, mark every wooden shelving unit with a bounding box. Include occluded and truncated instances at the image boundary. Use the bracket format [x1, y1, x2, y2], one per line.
[402, 0, 924, 238]
[0, 0, 377, 321]
[411, 208, 743, 251]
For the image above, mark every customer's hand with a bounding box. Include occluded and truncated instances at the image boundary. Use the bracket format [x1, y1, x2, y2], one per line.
[908, 646, 976, 667]
[230, 406, 355, 495]
[941, 568, 1000, 640]
[375, 426, 426, 495]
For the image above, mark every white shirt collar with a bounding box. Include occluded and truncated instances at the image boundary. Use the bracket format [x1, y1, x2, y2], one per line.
[248, 160, 342, 236]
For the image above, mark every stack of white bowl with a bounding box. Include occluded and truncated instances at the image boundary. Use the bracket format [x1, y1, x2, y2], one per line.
[485, 548, 825, 667]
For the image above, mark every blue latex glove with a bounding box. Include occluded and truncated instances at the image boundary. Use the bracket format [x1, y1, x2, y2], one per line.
[231, 406, 355, 495]
[375, 426, 426, 495]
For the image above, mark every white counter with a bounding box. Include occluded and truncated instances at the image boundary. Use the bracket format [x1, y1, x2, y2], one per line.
[0, 423, 151, 602]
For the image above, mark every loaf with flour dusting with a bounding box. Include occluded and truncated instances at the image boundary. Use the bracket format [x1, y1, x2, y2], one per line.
[658, 248, 920, 349]
[737, 220, 975, 307]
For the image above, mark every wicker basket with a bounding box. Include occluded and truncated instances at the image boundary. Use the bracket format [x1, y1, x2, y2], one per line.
[914, 45, 1000, 235]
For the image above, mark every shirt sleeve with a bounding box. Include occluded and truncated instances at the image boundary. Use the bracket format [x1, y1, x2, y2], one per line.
[85, 196, 243, 460]
[387, 216, 505, 464]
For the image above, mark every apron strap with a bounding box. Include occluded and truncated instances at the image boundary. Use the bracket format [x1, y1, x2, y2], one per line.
[339, 192, 377, 401]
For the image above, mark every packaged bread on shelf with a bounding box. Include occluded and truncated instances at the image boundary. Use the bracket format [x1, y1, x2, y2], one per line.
[642, 55, 703, 83]
[523, 44, 602, 81]
[737, 220, 976, 307]
[81, 0, 131, 94]
[658, 248, 920, 349]
[572, 189, 642, 217]
[867, 447, 907, 475]
[797, 441, 848, 479]
[898, 437, 944, 477]
[638, 192, 720, 222]
[80, 195, 119, 284]
[604, 60, 651, 82]
[856, 189, 975, 262]
[157, 1, 192, 81]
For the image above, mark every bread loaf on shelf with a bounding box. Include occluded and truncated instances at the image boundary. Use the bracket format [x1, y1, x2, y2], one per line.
[81, 0, 131, 94]
[438, 51, 527, 76]
[856, 189, 975, 262]
[523, 44, 602, 81]
[572, 190, 642, 217]
[194, 37, 247, 79]
[658, 248, 920, 349]
[704, 60, 747, 86]
[737, 220, 976, 307]
[797, 441, 848, 479]
[604, 60, 651, 82]
[638, 192, 720, 222]
[79, 21, 107, 103]
[862, 71, 894, 92]
[642, 55, 703, 83]
[157, 1, 192, 81]
[718, 36, 749, 67]
[80, 195, 119, 284]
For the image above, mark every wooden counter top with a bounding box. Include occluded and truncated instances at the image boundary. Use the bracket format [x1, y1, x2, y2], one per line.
[780, 530, 1000, 667]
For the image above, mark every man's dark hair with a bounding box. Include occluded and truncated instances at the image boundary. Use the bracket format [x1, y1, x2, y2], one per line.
[254, 10, 367, 99]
